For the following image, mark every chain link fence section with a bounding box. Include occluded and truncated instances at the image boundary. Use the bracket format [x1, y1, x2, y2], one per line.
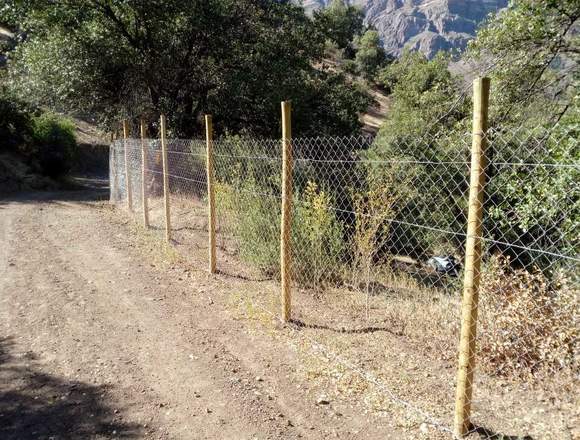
[289, 132, 471, 434]
[166, 139, 208, 264]
[467, 124, 579, 438]
[109, 122, 578, 439]
[111, 137, 209, 267]
[209, 136, 285, 323]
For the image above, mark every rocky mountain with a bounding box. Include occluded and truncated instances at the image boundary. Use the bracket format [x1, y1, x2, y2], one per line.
[302, 0, 508, 58]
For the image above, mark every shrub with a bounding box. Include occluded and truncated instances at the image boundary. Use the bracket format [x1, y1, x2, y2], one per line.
[351, 163, 413, 288]
[478, 256, 578, 379]
[353, 30, 389, 80]
[0, 91, 33, 151]
[216, 178, 346, 286]
[292, 181, 345, 288]
[486, 119, 580, 271]
[31, 113, 77, 177]
[215, 177, 280, 276]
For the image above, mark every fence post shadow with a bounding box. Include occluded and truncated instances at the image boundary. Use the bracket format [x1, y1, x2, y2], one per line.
[471, 424, 534, 440]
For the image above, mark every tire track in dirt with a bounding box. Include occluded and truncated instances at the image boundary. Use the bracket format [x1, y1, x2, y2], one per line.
[1, 193, 405, 440]
[0, 198, 305, 439]
[41, 203, 303, 440]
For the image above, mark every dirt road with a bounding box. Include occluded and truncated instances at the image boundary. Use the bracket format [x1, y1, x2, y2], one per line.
[0, 189, 406, 440]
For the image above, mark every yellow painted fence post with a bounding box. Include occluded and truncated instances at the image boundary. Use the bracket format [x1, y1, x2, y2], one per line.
[454, 77, 491, 437]
[205, 115, 217, 274]
[123, 119, 133, 212]
[160, 114, 171, 242]
[140, 119, 149, 228]
[280, 101, 292, 322]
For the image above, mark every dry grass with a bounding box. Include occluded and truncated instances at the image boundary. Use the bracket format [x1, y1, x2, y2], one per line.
[479, 256, 579, 379]
[116, 196, 580, 439]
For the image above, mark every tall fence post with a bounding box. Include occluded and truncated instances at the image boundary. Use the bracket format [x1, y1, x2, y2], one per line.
[140, 119, 149, 228]
[280, 101, 292, 322]
[160, 114, 172, 242]
[454, 77, 491, 437]
[123, 119, 133, 212]
[205, 115, 217, 274]
[110, 132, 118, 204]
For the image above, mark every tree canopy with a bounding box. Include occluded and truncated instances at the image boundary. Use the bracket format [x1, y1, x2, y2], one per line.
[467, 0, 579, 125]
[313, 0, 364, 53]
[354, 30, 389, 80]
[368, 0, 580, 268]
[1, 0, 370, 137]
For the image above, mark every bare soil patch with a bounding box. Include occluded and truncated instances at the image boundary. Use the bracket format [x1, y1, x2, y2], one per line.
[1, 190, 577, 439]
[141, 195, 579, 440]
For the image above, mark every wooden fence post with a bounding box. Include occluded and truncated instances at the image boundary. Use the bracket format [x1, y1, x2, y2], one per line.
[123, 120, 133, 212]
[205, 115, 217, 274]
[160, 114, 172, 242]
[280, 101, 292, 322]
[140, 119, 149, 228]
[110, 132, 118, 204]
[454, 77, 491, 437]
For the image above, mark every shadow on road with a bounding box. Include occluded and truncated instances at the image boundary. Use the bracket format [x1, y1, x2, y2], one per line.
[0, 176, 110, 207]
[0, 337, 142, 439]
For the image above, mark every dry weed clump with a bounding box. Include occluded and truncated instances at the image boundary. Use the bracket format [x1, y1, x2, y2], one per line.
[478, 256, 578, 379]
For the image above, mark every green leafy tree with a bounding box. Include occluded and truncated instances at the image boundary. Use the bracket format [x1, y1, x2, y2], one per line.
[313, 0, 364, 54]
[2, 0, 369, 137]
[467, 0, 580, 124]
[354, 30, 390, 80]
[484, 107, 580, 270]
[466, 0, 579, 269]
[370, 51, 470, 258]
[376, 51, 468, 143]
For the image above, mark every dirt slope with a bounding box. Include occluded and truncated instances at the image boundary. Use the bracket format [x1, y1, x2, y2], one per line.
[0, 189, 407, 440]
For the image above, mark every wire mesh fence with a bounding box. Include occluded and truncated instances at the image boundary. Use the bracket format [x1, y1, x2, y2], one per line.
[110, 114, 578, 438]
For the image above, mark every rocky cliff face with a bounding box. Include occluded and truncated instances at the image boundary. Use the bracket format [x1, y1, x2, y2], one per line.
[302, 0, 508, 58]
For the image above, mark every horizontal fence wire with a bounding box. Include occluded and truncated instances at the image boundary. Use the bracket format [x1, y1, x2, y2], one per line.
[110, 124, 579, 439]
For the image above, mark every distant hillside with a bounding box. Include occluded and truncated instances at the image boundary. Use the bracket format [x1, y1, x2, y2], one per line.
[302, 0, 508, 58]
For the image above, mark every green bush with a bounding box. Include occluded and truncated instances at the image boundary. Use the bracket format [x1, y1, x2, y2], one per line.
[292, 181, 345, 287]
[353, 30, 389, 80]
[216, 177, 346, 286]
[31, 113, 77, 177]
[371, 51, 471, 259]
[215, 178, 280, 276]
[485, 116, 580, 271]
[0, 91, 33, 151]
[0, 94, 78, 179]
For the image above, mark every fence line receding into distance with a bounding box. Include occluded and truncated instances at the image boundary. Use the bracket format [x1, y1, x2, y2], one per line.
[109, 78, 579, 439]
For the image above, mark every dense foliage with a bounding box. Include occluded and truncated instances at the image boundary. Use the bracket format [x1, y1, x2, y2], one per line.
[0, 88, 31, 151]
[30, 112, 77, 177]
[1, 0, 370, 137]
[0, 87, 77, 177]
[370, 52, 470, 258]
[366, 0, 579, 270]
[354, 30, 389, 80]
[313, 0, 364, 55]
[467, 0, 579, 124]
